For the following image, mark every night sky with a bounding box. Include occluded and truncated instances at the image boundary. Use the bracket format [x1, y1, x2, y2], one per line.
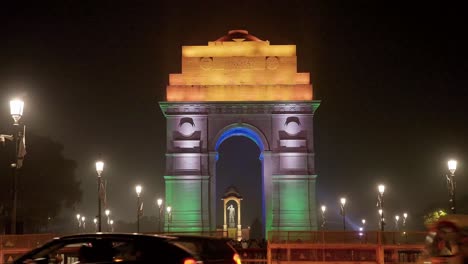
[1, 1, 467, 231]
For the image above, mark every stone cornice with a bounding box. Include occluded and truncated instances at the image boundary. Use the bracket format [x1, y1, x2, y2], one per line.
[159, 101, 321, 116]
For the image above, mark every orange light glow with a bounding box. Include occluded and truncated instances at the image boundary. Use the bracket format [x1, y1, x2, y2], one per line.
[182, 44, 296, 57]
[167, 85, 313, 101]
[183, 258, 197, 264]
[233, 253, 242, 264]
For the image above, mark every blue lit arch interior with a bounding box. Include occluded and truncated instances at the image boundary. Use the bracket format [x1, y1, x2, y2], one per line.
[215, 126, 265, 160]
[214, 125, 266, 236]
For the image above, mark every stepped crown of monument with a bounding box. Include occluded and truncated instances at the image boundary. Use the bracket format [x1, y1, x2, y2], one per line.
[166, 29, 313, 102]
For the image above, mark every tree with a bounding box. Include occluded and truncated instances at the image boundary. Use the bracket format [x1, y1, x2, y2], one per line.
[0, 132, 82, 233]
[423, 209, 448, 227]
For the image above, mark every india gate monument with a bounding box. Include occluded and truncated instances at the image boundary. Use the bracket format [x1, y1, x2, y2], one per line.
[159, 30, 320, 237]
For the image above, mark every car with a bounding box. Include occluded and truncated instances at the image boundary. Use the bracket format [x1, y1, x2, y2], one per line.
[14, 233, 202, 264]
[169, 235, 241, 264]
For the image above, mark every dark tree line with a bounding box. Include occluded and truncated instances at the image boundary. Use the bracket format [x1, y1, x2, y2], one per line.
[0, 132, 82, 234]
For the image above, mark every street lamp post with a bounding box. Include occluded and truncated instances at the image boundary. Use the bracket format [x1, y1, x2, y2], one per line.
[105, 209, 110, 231]
[340, 198, 346, 231]
[403, 213, 408, 230]
[395, 215, 400, 231]
[109, 220, 114, 232]
[81, 216, 86, 231]
[1, 99, 26, 234]
[320, 205, 326, 230]
[378, 184, 385, 231]
[157, 198, 163, 232]
[95, 161, 104, 232]
[378, 209, 384, 230]
[93, 218, 98, 232]
[166, 206, 172, 233]
[76, 214, 81, 232]
[446, 160, 457, 214]
[136, 185, 142, 233]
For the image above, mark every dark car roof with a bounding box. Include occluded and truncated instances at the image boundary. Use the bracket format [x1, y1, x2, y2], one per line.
[168, 234, 237, 260]
[14, 233, 193, 264]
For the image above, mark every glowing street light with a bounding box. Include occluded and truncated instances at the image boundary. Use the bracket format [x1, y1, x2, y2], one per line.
[110, 219, 114, 232]
[320, 205, 326, 229]
[157, 198, 163, 232]
[446, 159, 458, 213]
[105, 209, 111, 231]
[403, 213, 408, 229]
[136, 185, 142, 232]
[10, 99, 24, 125]
[0, 99, 26, 234]
[95, 160, 105, 232]
[167, 206, 172, 233]
[81, 216, 86, 230]
[340, 197, 346, 231]
[93, 218, 98, 232]
[377, 184, 385, 231]
[76, 214, 81, 230]
[395, 215, 400, 231]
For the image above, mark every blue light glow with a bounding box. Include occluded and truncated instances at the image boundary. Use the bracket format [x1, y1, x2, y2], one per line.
[215, 126, 265, 160]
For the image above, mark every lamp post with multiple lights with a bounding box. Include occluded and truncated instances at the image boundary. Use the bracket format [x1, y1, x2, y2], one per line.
[95, 161, 104, 232]
[377, 184, 385, 231]
[1, 99, 26, 234]
[446, 159, 458, 213]
[136, 185, 142, 232]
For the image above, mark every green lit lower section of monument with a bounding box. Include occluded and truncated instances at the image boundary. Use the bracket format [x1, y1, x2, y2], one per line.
[164, 175, 210, 232]
[272, 175, 318, 231]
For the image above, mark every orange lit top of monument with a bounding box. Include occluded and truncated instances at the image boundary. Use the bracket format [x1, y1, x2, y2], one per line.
[167, 30, 313, 102]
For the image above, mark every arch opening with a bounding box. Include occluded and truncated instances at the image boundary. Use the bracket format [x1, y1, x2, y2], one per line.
[215, 126, 265, 239]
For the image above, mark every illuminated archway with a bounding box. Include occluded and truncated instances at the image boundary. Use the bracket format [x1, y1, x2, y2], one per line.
[159, 30, 320, 236]
[214, 125, 266, 237]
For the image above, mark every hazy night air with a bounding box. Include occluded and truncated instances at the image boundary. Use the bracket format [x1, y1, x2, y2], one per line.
[0, 2, 466, 232]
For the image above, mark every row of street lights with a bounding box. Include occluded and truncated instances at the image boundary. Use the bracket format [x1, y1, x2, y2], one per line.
[75, 213, 114, 232]
[321, 197, 409, 231]
[77, 182, 172, 233]
[93, 159, 173, 233]
[320, 158, 458, 231]
[1, 98, 459, 234]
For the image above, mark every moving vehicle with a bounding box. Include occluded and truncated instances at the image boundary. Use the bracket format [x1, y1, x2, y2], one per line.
[426, 214, 468, 264]
[170, 235, 241, 264]
[14, 233, 240, 264]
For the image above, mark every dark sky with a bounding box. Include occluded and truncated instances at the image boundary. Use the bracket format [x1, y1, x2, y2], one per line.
[1, 1, 467, 231]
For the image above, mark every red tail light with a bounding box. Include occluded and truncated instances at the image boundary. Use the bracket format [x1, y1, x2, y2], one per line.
[233, 253, 242, 264]
[183, 258, 197, 264]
